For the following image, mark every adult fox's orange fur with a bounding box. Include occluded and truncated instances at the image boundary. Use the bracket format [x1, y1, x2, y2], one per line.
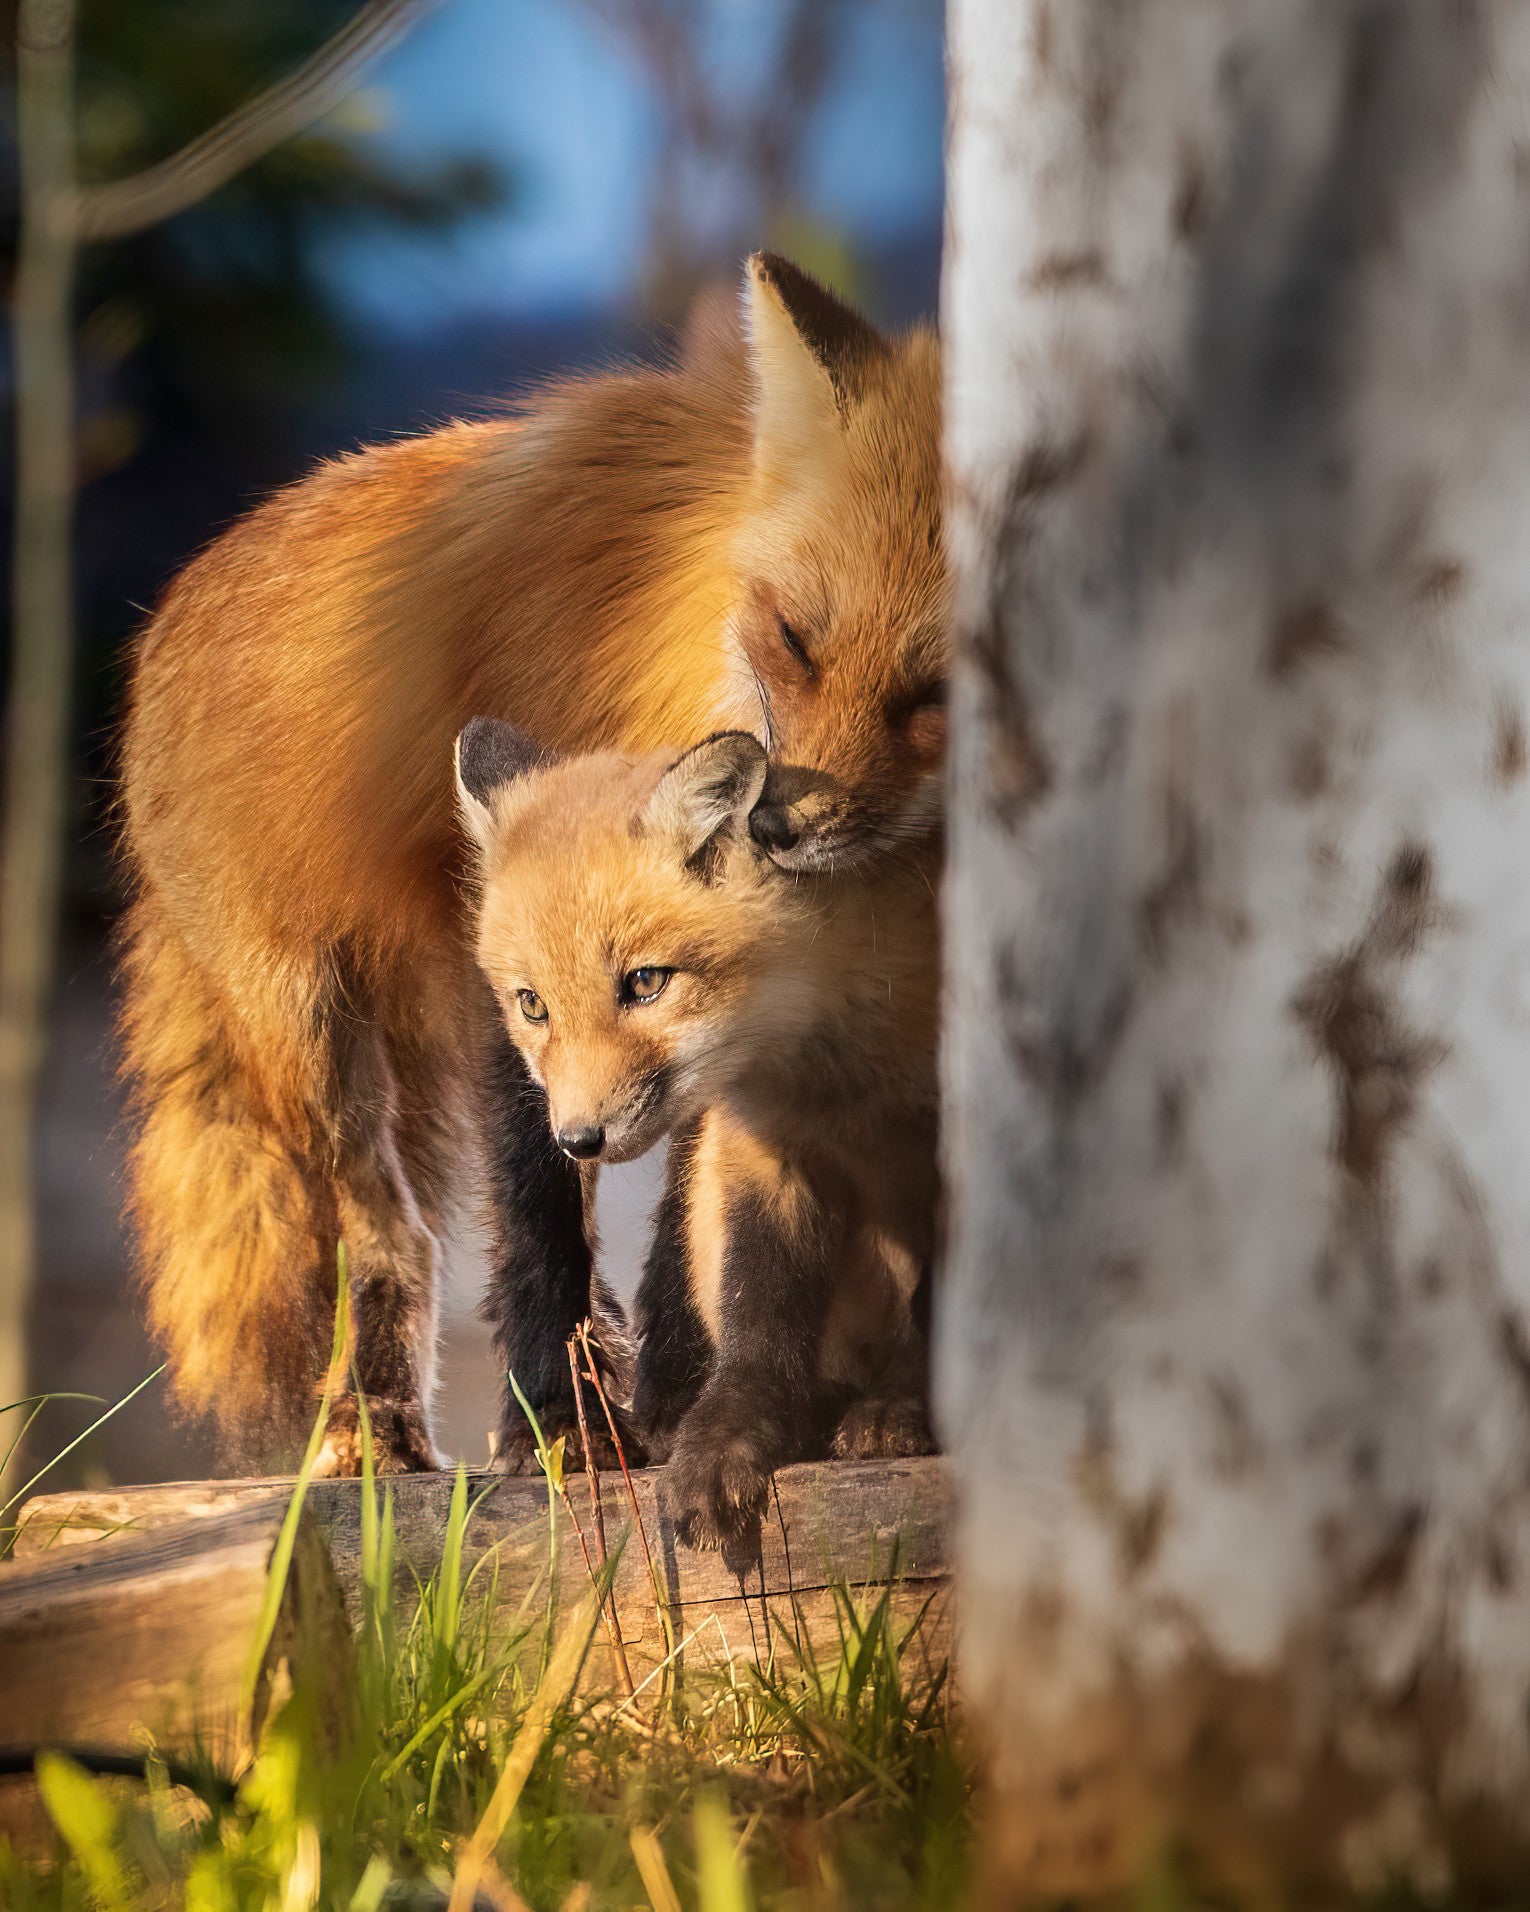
[119, 254, 948, 1472]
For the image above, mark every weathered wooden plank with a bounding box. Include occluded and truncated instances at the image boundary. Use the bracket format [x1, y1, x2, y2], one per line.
[16, 1458, 951, 1679]
[0, 1497, 349, 1767]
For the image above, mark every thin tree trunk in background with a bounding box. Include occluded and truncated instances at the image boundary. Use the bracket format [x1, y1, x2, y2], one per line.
[943, 0, 1530, 1895]
[0, 0, 434, 1495]
[1, 0, 76, 1471]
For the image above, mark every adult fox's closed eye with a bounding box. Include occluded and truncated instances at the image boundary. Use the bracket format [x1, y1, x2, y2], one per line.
[118, 252, 948, 1473]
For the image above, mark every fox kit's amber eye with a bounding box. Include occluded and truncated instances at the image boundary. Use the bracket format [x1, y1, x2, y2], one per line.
[621, 966, 671, 1006]
[517, 988, 548, 1024]
[778, 617, 815, 678]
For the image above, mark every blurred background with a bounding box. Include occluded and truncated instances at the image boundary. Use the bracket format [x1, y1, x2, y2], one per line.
[4, 0, 944, 1489]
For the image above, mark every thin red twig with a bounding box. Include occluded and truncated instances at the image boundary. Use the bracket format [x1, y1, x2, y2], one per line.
[568, 1335, 634, 1697]
[576, 1318, 674, 1670]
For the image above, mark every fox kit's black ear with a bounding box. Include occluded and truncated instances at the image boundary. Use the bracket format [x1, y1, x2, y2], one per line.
[743, 252, 890, 478]
[454, 718, 548, 858]
[646, 731, 767, 862]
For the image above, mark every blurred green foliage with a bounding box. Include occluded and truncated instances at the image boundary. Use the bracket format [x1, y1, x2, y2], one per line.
[64, 0, 507, 470]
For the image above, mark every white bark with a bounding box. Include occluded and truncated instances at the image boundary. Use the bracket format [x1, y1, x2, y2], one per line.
[942, 0, 1530, 1892]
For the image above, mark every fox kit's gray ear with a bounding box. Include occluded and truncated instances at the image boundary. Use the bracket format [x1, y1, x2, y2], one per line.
[454, 718, 547, 858]
[646, 731, 768, 861]
[743, 252, 890, 478]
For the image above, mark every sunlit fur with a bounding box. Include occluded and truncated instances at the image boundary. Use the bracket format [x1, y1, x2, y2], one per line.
[732, 327, 951, 870]
[118, 255, 947, 1465]
[467, 736, 940, 1486]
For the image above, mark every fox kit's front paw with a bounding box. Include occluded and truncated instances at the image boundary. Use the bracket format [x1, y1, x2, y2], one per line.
[829, 1394, 937, 1460]
[664, 1388, 792, 1548]
[666, 1428, 774, 1549]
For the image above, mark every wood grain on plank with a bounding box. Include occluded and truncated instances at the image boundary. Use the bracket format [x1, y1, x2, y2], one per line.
[15, 1457, 951, 1680]
[0, 1497, 348, 1764]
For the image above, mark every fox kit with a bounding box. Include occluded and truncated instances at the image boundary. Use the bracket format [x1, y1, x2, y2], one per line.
[456, 722, 939, 1546]
[119, 253, 947, 1475]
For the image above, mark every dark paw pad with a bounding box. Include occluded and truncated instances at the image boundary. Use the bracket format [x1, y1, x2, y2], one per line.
[830, 1395, 937, 1461]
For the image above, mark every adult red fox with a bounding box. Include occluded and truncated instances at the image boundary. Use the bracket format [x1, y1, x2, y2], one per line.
[455, 723, 938, 1545]
[119, 254, 948, 1473]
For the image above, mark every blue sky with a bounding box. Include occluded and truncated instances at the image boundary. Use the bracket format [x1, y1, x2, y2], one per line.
[326, 0, 945, 329]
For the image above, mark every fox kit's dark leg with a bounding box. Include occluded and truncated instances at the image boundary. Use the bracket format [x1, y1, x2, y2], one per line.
[479, 1017, 635, 1467]
[632, 1124, 714, 1459]
[820, 1252, 938, 1461]
[662, 1108, 842, 1549]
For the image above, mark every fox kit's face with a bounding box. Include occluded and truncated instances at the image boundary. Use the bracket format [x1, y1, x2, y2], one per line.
[732, 258, 950, 872]
[457, 724, 806, 1164]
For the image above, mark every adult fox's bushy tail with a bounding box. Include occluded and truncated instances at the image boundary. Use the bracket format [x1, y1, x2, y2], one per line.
[118, 896, 335, 1463]
[119, 891, 453, 1470]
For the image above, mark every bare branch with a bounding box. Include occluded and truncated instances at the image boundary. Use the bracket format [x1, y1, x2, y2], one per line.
[70, 0, 442, 243]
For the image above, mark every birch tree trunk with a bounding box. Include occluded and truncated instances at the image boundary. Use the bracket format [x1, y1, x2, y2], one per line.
[942, 0, 1530, 1895]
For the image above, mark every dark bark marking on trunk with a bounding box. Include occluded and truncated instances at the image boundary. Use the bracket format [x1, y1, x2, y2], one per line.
[1074, 1431, 1172, 1579]
[1155, 1074, 1189, 1167]
[1030, 0, 1055, 81]
[1413, 555, 1467, 604]
[1346, 1504, 1424, 1603]
[1287, 732, 1331, 801]
[1294, 952, 1444, 1184]
[968, 437, 1094, 826]
[1208, 1376, 1262, 1481]
[1139, 748, 1209, 963]
[1372, 839, 1436, 957]
[1173, 143, 1213, 243]
[1292, 840, 1447, 1187]
[1492, 700, 1527, 787]
[1497, 1310, 1530, 1407]
[1267, 597, 1347, 679]
[999, 944, 1134, 1122]
[1029, 248, 1112, 291]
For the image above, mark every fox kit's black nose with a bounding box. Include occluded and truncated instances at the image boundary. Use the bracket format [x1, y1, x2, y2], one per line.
[557, 1125, 605, 1161]
[749, 804, 800, 853]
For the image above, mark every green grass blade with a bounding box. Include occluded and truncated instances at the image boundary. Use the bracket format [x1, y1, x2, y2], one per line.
[35, 1751, 136, 1912]
[507, 1366, 560, 1678]
[378, 1651, 515, 1785]
[238, 1245, 352, 1726]
[437, 1461, 469, 1659]
[0, 1368, 165, 1522]
[694, 1791, 752, 1912]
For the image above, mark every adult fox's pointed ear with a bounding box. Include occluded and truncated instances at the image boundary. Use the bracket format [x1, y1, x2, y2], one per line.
[454, 717, 549, 858]
[743, 252, 890, 477]
[645, 731, 768, 861]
